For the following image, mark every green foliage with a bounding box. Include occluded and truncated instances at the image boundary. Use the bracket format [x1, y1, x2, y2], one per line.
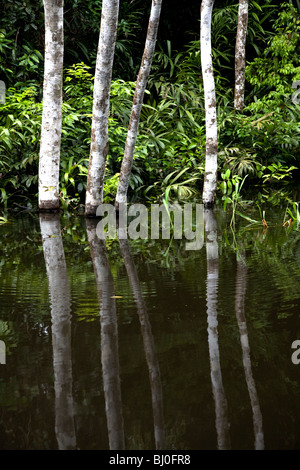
[63, 0, 146, 78]
[1, 0, 299, 213]
[0, 215, 9, 224]
[0, 0, 148, 85]
[219, 147, 258, 178]
[246, 2, 300, 92]
[244, 0, 300, 146]
[284, 200, 300, 230]
[220, 5, 300, 166]
[0, 61, 154, 211]
[141, 2, 292, 202]
[59, 64, 146, 208]
[0, 85, 42, 209]
[219, 168, 246, 199]
[218, 168, 249, 229]
[259, 162, 298, 184]
[145, 167, 202, 203]
[103, 172, 120, 203]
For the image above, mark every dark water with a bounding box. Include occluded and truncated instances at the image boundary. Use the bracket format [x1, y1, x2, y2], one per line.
[1, 205, 300, 450]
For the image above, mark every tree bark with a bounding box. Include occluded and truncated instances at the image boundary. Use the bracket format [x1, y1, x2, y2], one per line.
[115, 0, 162, 211]
[234, 0, 249, 111]
[38, 0, 64, 211]
[85, 0, 120, 217]
[201, 0, 218, 208]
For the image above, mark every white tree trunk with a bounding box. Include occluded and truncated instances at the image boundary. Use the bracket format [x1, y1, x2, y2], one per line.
[38, 0, 64, 211]
[115, 0, 162, 210]
[201, 0, 218, 208]
[234, 0, 249, 111]
[85, 0, 120, 216]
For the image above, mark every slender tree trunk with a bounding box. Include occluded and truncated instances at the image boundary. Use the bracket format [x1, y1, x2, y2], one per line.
[38, 0, 64, 211]
[85, 0, 119, 217]
[234, 0, 249, 111]
[40, 213, 76, 450]
[201, 0, 218, 208]
[115, 0, 162, 211]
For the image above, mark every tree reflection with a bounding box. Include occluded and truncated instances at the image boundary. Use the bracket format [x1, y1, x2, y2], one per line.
[40, 213, 76, 450]
[86, 219, 125, 450]
[204, 209, 231, 450]
[119, 238, 165, 450]
[235, 254, 264, 450]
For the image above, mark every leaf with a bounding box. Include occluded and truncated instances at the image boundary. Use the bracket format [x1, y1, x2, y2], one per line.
[235, 211, 260, 224]
[252, 1, 262, 11]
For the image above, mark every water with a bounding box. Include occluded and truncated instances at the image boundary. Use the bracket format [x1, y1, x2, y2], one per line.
[0, 205, 300, 450]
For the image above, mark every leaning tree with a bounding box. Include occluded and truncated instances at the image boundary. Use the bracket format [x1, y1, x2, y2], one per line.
[115, 0, 163, 211]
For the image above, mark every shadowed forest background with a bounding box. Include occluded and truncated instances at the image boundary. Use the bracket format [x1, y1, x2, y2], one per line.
[0, 0, 299, 217]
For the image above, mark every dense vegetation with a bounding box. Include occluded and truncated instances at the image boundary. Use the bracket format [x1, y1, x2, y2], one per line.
[0, 0, 299, 216]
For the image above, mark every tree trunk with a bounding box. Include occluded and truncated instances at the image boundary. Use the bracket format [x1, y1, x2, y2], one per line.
[38, 0, 64, 211]
[234, 0, 249, 111]
[85, 0, 120, 217]
[115, 0, 162, 211]
[201, 0, 218, 208]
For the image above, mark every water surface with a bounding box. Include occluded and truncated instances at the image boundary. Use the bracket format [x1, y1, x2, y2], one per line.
[1, 206, 300, 450]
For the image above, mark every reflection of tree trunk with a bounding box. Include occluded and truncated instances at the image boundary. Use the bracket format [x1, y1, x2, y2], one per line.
[40, 214, 76, 450]
[204, 209, 231, 450]
[235, 257, 264, 450]
[86, 219, 125, 450]
[119, 239, 165, 450]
